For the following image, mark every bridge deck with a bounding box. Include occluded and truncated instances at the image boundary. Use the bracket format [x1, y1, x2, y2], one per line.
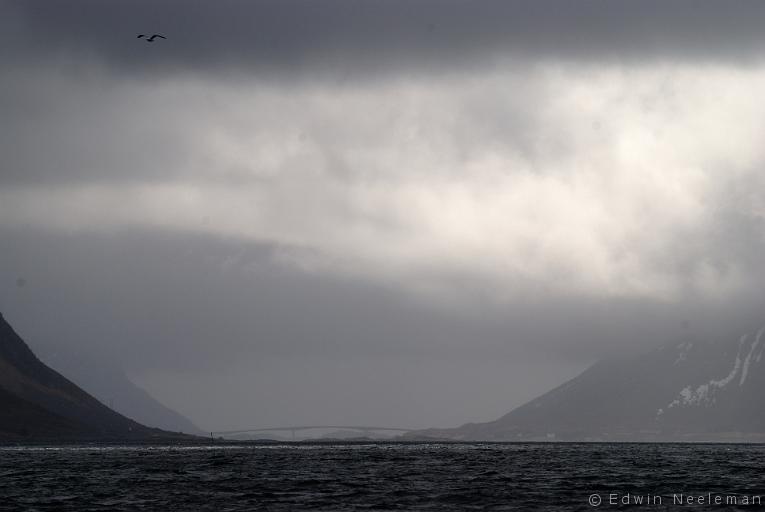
[212, 425, 412, 435]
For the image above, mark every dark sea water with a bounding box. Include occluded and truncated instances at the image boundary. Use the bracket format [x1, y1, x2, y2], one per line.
[1, 442, 764, 511]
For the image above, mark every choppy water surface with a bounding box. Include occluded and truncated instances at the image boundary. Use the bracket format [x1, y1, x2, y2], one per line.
[1, 443, 764, 511]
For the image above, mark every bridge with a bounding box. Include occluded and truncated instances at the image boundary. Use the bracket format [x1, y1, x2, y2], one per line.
[210, 425, 413, 440]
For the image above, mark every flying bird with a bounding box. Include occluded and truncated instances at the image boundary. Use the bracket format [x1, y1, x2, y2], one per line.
[137, 34, 166, 42]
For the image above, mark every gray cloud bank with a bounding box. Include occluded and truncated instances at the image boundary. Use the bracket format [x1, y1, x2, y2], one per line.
[3, 227, 761, 429]
[3, 1, 765, 429]
[5, 0, 765, 79]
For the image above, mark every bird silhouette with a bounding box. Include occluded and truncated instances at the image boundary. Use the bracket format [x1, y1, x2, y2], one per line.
[137, 34, 166, 42]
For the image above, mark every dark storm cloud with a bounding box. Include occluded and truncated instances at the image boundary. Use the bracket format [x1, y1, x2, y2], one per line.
[0, 71, 201, 186]
[4, 0, 765, 79]
[4, 0, 765, 430]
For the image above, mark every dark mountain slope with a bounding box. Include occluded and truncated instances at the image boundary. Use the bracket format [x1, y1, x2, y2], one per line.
[0, 312, 183, 440]
[0, 386, 86, 439]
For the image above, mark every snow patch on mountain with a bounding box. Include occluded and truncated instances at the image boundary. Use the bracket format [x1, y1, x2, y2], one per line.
[740, 328, 763, 386]
[666, 335, 747, 409]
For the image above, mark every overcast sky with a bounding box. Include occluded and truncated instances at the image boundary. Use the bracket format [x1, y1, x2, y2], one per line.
[2, 1, 765, 431]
